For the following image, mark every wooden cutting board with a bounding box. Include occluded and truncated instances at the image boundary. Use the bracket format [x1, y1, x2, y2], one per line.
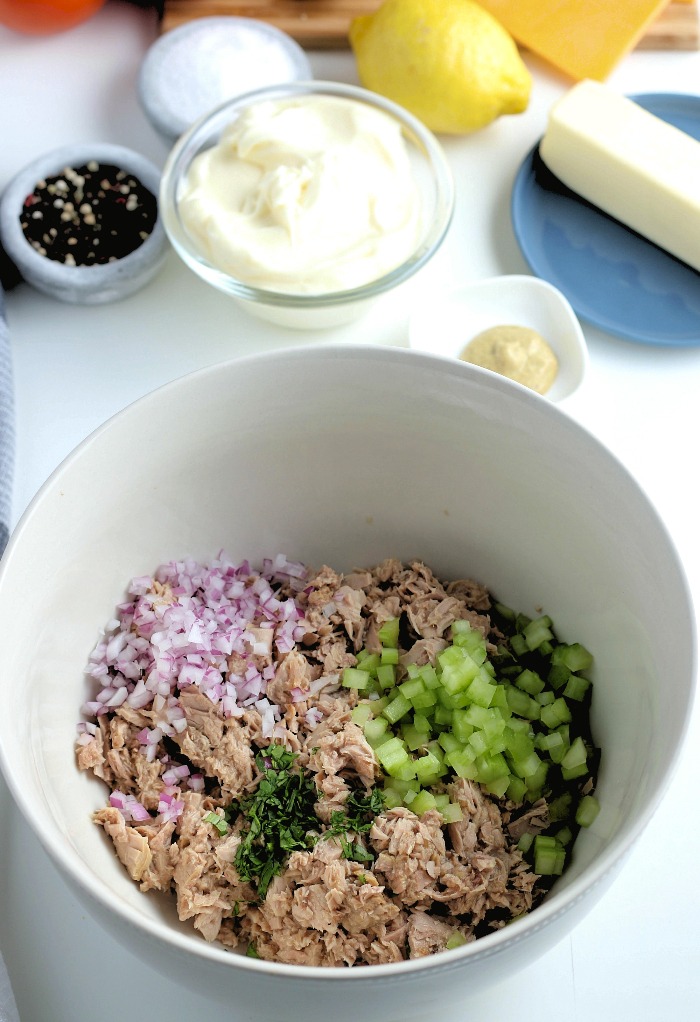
[161, 0, 700, 51]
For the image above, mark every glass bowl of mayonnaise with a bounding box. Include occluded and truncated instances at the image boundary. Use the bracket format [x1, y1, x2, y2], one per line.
[159, 80, 455, 329]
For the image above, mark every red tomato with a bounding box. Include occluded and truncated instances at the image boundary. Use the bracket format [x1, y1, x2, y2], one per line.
[0, 0, 106, 34]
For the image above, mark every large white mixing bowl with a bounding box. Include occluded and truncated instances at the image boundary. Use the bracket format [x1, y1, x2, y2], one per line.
[0, 345, 694, 1021]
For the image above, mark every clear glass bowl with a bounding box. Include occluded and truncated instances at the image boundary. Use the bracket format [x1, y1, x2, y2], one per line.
[159, 80, 455, 329]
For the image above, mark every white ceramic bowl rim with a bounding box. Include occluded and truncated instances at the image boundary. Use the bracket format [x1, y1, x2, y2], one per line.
[0, 142, 166, 285]
[0, 344, 695, 983]
[159, 81, 455, 308]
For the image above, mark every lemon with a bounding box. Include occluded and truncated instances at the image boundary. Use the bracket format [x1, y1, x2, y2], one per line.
[349, 0, 532, 134]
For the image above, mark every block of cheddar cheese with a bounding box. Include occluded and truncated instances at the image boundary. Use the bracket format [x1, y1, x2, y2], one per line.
[477, 0, 671, 81]
[538, 80, 700, 274]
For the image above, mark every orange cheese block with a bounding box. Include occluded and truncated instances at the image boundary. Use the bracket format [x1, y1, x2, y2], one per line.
[477, 0, 673, 80]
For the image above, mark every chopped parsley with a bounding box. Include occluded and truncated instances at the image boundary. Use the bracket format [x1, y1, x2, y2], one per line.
[324, 785, 385, 862]
[224, 744, 385, 898]
[228, 744, 319, 899]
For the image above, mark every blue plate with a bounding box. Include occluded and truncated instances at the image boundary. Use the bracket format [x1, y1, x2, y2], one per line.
[511, 93, 700, 346]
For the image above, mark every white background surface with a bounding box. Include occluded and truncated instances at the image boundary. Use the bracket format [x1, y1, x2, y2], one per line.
[0, 3, 699, 1020]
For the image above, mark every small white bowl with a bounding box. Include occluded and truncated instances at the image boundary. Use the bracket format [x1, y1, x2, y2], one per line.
[409, 275, 588, 402]
[139, 17, 313, 144]
[0, 143, 167, 305]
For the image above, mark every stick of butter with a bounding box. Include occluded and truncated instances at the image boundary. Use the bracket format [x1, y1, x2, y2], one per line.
[539, 79, 700, 273]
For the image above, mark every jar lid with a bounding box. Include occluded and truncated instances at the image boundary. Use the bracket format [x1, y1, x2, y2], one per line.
[138, 17, 313, 144]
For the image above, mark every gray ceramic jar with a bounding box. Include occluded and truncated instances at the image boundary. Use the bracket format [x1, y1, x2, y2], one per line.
[0, 143, 167, 304]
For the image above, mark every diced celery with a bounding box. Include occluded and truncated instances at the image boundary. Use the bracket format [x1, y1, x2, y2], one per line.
[351, 703, 374, 726]
[505, 685, 540, 720]
[490, 684, 508, 709]
[561, 762, 589, 781]
[517, 831, 534, 853]
[451, 619, 473, 636]
[525, 760, 549, 791]
[433, 705, 454, 726]
[561, 736, 587, 770]
[476, 752, 509, 783]
[464, 674, 497, 708]
[382, 787, 404, 809]
[380, 647, 399, 666]
[411, 689, 438, 709]
[556, 826, 573, 845]
[510, 633, 528, 657]
[376, 664, 396, 690]
[418, 664, 440, 689]
[534, 835, 565, 876]
[446, 930, 468, 952]
[515, 612, 532, 631]
[393, 759, 418, 780]
[425, 740, 445, 761]
[399, 677, 425, 700]
[441, 658, 479, 695]
[493, 601, 516, 621]
[342, 667, 371, 690]
[410, 789, 438, 815]
[362, 653, 382, 676]
[484, 774, 511, 798]
[388, 778, 420, 796]
[506, 716, 531, 734]
[446, 748, 478, 779]
[563, 674, 591, 701]
[539, 696, 572, 729]
[515, 669, 545, 696]
[576, 794, 601, 827]
[548, 664, 571, 690]
[508, 776, 528, 803]
[378, 618, 400, 647]
[403, 787, 418, 805]
[413, 713, 431, 734]
[505, 728, 535, 760]
[363, 717, 388, 746]
[510, 750, 542, 779]
[438, 731, 462, 755]
[382, 691, 412, 724]
[535, 690, 555, 706]
[452, 626, 487, 664]
[486, 733, 507, 755]
[376, 736, 409, 775]
[438, 645, 468, 668]
[415, 751, 444, 785]
[551, 642, 593, 673]
[535, 731, 564, 752]
[440, 802, 464, 824]
[468, 730, 489, 756]
[402, 724, 429, 752]
[451, 708, 474, 743]
[522, 615, 553, 651]
[463, 704, 492, 728]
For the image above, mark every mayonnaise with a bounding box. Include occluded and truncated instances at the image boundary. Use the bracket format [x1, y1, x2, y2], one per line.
[177, 94, 423, 294]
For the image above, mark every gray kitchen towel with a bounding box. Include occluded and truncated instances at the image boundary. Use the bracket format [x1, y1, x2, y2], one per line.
[0, 283, 13, 557]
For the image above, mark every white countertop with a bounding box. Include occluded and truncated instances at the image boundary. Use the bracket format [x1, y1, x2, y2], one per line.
[1, 4, 699, 1020]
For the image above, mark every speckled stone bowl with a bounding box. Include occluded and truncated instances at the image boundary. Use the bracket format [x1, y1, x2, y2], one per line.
[0, 143, 167, 304]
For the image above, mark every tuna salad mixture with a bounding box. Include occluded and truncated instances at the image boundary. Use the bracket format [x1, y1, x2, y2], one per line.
[77, 555, 600, 966]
